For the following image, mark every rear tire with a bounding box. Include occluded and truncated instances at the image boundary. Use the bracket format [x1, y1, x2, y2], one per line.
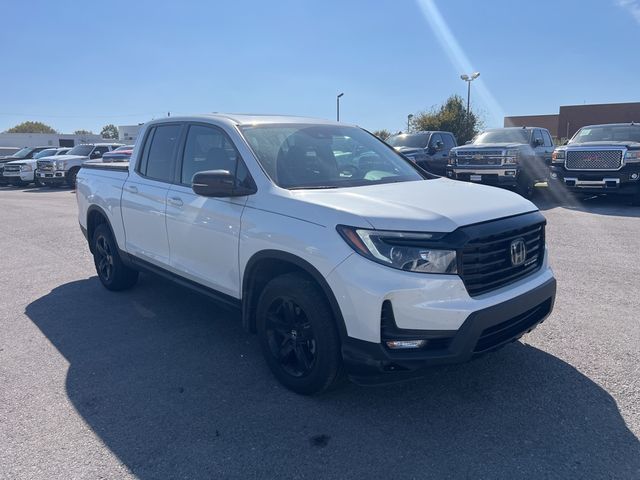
[92, 224, 138, 291]
[256, 272, 344, 395]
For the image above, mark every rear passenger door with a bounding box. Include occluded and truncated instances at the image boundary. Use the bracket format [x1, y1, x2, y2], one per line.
[121, 123, 183, 266]
[165, 123, 250, 298]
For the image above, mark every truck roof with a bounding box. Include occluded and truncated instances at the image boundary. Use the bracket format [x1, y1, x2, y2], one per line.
[578, 122, 640, 129]
[146, 113, 344, 127]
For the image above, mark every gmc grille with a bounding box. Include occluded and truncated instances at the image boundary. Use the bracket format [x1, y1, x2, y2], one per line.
[3, 165, 21, 172]
[461, 222, 545, 297]
[565, 150, 623, 170]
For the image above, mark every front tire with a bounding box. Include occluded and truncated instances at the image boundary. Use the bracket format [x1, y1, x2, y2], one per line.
[92, 224, 138, 291]
[256, 273, 344, 395]
[67, 168, 79, 188]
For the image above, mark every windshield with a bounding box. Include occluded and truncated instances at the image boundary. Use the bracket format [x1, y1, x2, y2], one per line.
[10, 147, 32, 157]
[386, 133, 429, 149]
[240, 124, 425, 189]
[569, 125, 640, 144]
[474, 129, 530, 144]
[34, 149, 57, 158]
[67, 145, 93, 156]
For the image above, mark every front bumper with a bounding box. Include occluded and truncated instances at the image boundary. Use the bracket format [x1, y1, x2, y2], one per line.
[342, 277, 556, 385]
[3, 171, 34, 182]
[37, 170, 67, 185]
[550, 165, 640, 195]
[446, 167, 521, 187]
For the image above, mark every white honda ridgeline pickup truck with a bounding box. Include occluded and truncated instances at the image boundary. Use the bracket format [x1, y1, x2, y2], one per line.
[76, 114, 556, 395]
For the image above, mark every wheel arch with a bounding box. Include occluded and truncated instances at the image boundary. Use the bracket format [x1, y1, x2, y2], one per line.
[242, 250, 348, 340]
[86, 205, 115, 254]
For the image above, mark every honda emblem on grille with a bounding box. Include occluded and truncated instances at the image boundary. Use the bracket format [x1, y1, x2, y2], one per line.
[510, 238, 527, 266]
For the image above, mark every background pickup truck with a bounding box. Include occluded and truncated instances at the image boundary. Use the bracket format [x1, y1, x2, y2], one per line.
[77, 114, 556, 395]
[37, 143, 121, 187]
[550, 123, 640, 204]
[447, 127, 554, 197]
[386, 131, 457, 175]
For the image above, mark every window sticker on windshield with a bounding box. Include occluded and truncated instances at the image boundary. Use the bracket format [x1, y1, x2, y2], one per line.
[580, 129, 591, 135]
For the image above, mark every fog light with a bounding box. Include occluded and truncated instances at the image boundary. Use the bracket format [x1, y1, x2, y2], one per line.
[505, 170, 516, 176]
[446, 171, 453, 178]
[631, 173, 639, 180]
[385, 340, 426, 349]
[550, 172, 558, 179]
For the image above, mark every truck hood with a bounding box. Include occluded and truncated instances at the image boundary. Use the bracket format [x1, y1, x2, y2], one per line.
[42, 154, 89, 162]
[563, 141, 640, 148]
[453, 142, 525, 151]
[291, 178, 537, 232]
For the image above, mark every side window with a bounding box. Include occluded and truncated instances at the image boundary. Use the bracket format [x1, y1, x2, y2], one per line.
[181, 125, 239, 185]
[145, 124, 181, 183]
[137, 127, 155, 175]
[442, 133, 456, 150]
[541, 129, 553, 147]
[94, 146, 110, 156]
[429, 133, 443, 150]
[533, 129, 544, 147]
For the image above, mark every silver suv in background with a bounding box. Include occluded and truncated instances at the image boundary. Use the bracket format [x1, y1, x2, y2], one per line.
[386, 131, 457, 175]
[37, 143, 121, 187]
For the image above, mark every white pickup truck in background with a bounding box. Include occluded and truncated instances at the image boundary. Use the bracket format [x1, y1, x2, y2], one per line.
[76, 114, 556, 394]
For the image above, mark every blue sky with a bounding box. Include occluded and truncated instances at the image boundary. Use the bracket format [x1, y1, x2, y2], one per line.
[1, 0, 639, 134]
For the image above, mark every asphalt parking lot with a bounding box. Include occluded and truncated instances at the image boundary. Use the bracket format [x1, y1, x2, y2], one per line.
[0, 185, 638, 479]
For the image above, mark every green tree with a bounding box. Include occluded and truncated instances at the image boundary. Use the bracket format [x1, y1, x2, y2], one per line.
[5, 121, 57, 134]
[411, 95, 482, 144]
[100, 124, 119, 139]
[74, 129, 93, 135]
[372, 129, 391, 141]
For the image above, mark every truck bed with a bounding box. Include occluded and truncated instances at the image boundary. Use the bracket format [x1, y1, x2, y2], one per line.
[81, 161, 130, 172]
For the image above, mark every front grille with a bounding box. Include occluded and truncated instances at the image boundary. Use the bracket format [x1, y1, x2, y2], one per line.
[3, 165, 21, 173]
[461, 221, 545, 297]
[565, 150, 623, 170]
[474, 298, 552, 353]
[455, 150, 504, 166]
[37, 161, 53, 171]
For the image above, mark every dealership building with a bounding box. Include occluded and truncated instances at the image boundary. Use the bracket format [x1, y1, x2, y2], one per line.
[504, 102, 640, 141]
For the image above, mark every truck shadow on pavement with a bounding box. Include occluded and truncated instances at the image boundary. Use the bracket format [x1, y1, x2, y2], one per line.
[26, 275, 640, 479]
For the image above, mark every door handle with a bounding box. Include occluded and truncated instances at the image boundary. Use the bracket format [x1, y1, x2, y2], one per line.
[125, 185, 138, 194]
[168, 197, 183, 207]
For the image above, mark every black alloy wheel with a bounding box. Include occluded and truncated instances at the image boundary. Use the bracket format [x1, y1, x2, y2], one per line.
[95, 234, 115, 284]
[264, 297, 317, 377]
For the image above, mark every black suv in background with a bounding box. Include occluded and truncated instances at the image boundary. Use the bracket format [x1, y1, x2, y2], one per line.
[447, 127, 554, 197]
[550, 123, 640, 203]
[0, 146, 50, 185]
[386, 131, 457, 175]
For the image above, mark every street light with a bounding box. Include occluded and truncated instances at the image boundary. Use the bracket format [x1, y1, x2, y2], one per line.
[336, 92, 344, 121]
[407, 114, 414, 133]
[460, 71, 480, 115]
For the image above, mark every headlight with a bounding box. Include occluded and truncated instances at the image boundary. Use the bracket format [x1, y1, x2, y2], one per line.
[624, 150, 640, 163]
[336, 225, 457, 274]
[54, 161, 66, 170]
[551, 150, 566, 162]
[20, 164, 33, 172]
[504, 149, 519, 165]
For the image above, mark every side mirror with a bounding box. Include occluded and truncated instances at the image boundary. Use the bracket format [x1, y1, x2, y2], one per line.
[192, 170, 256, 197]
[90, 151, 102, 159]
[465, 140, 472, 145]
[533, 138, 544, 147]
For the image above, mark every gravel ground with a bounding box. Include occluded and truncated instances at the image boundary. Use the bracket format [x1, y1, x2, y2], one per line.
[0, 185, 638, 479]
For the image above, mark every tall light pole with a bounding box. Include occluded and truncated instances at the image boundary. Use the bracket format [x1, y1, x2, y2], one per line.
[407, 114, 413, 133]
[460, 72, 480, 115]
[336, 92, 344, 121]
